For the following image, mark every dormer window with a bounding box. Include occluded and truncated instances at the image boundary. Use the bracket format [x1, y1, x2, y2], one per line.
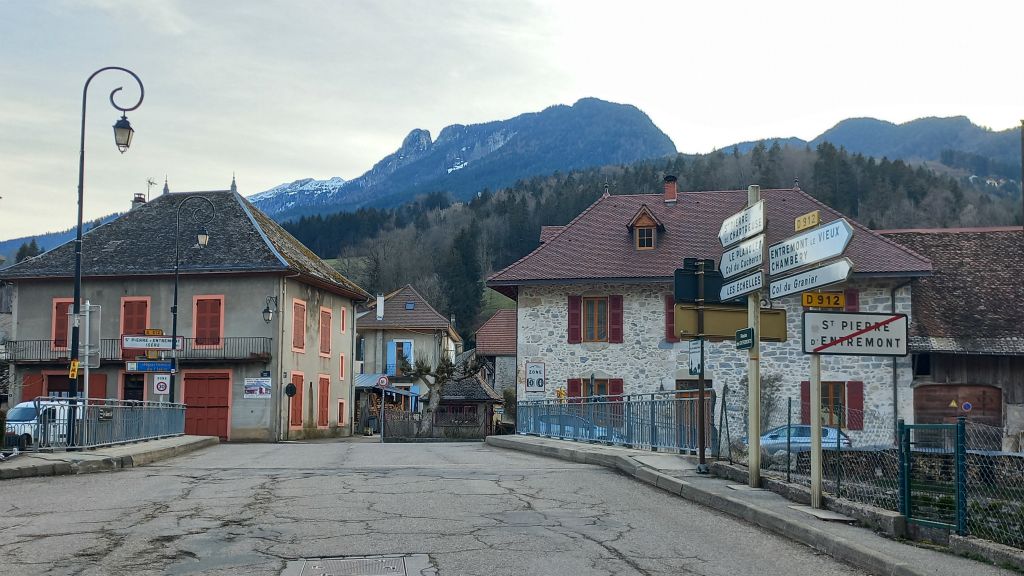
[636, 227, 655, 250]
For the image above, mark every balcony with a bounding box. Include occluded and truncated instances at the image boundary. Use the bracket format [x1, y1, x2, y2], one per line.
[0, 337, 273, 364]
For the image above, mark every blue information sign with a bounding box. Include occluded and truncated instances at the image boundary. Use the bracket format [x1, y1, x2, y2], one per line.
[126, 361, 174, 373]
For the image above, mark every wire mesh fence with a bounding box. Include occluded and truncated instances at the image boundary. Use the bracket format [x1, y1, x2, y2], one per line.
[964, 422, 1024, 549]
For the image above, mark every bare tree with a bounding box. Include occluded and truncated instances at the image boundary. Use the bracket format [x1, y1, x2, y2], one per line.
[411, 355, 478, 436]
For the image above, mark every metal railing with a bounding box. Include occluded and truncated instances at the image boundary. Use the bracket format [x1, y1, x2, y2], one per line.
[4, 397, 185, 451]
[518, 394, 714, 453]
[1, 337, 272, 363]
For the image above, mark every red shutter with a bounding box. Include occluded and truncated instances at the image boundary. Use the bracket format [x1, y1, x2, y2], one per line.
[800, 380, 810, 424]
[293, 302, 305, 350]
[290, 374, 304, 426]
[664, 294, 678, 342]
[318, 377, 330, 427]
[123, 300, 147, 334]
[319, 310, 331, 354]
[608, 295, 624, 343]
[846, 380, 864, 430]
[196, 299, 222, 345]
[609, 378, 624, 402]
[54, 301, 72, 348]
[567, 378, 582, 402]
[844, 289, 860, 312]
[88, 374, 108, 405]
[22, 374, 44, 401]
[567, 295, 582, 344]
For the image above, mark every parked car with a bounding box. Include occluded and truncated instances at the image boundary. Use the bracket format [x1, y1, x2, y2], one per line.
[4, 400, 80, 450]
[747, 424, 852, 450]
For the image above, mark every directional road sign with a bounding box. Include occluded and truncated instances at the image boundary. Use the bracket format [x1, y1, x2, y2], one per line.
[718, 200, 765, 248]
[803, 311, 908, 356]
[769, 258, 853, 300]
[122, 335, 184, 350]
[768, 219, 854, 276]
[126, 360, 174, 373]
[794, 210, 820, 232]
[802, 291, 846, 309]
[720, 234, 764, 279]
[720, 270, 764, 301]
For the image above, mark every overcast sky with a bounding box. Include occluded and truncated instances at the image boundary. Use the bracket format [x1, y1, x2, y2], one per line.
[1, 0, 1021, 240]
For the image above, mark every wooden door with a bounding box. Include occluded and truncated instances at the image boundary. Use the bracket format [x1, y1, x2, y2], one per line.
[184, 372, 230, 440]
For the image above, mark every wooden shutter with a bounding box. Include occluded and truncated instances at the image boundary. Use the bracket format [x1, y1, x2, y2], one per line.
[567, 295, 582, 344]
[567, 378, 582, 402]
[122, 300, 148, 334]
[608, 295, 624, 343]
[196, 299, 222, 346]
[800, 380, 810, 424]
[54, 301, 72, 348]
[609, 378, 624, 402]
[664, 294, 678, 342]
[88, 374, 108, 405]
[844, 289, 860, 312]
[292, 301, 305, 350]
[317, 377, 330, 427]
[22, 374, 44, 401]
[846, 380, 864, 430]
[319, 309, 331, 355]
[290, 374, 304, 426]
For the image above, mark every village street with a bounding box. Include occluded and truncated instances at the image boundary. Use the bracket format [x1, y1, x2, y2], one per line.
[0, 441, 867, 576]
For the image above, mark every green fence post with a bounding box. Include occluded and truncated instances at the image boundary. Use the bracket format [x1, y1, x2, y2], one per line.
[956, 416, 967, 536]
[898, 419, 910, 518]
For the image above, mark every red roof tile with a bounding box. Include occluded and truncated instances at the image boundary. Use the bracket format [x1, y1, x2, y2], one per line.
[539, 226, 564, 244]
[476, 309, 517, 356]
[488, 188, 932, 291]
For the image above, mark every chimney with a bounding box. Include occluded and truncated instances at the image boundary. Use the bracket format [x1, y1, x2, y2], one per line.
[376, 294, 385, 320]
[131, 193, 146, 210]
[663, 175, 678, 204]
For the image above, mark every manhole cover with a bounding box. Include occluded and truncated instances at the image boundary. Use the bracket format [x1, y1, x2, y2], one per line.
[281, 554, 436, 576]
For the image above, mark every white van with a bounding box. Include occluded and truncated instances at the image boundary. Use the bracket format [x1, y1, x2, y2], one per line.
[4, 400, 82, 450]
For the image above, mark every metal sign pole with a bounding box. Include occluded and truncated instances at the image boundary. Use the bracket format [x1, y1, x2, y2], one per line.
[697, 260, 708, 473]
[810, 352, 823, 508]
[380, 388, 386, 444]
[747, 185, 762, 488]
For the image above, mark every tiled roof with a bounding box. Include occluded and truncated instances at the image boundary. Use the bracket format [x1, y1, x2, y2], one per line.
[443, 371, 502, 402]
[488, 188, 932, 294]
[357, 284, 460, 339]
[476, 309, 517, 356]
[539, 226, 564, 244]
[881, 227, 1024, 355]
[0, 190, 370, 300]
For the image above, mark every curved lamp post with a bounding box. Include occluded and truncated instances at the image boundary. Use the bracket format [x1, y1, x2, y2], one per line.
[69, 67, 144, 414]
[169, 196, 216, 403]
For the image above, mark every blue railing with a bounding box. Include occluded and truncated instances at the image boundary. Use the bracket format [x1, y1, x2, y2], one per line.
[518, 393, 714, 453]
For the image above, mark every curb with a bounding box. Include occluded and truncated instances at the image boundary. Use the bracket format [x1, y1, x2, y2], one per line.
[0, 436, 219, 480]
[486, 436, 943, 576]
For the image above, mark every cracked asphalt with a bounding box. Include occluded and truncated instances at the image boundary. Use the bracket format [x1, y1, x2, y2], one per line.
[0, 441, 869, 576]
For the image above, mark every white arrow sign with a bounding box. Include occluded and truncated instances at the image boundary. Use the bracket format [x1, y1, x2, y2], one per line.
[721, 234, 764, 279]
[720, 270, 764, 301]
[768, 219, 853, 276]
[719, 200, 765, 248]
[769, 258, 853, 300]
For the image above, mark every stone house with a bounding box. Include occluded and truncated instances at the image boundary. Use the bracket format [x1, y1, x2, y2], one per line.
[881, 226, 1024, 449]
[475, 309, 517, 396]
[487, 178, 932, 440]
[0, 183, 369, 441]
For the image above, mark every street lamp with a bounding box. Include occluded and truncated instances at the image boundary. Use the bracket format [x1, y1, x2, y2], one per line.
[68, 67, 144, 419]
[262, 296, 279, 324]
[169, 196, 216, 404]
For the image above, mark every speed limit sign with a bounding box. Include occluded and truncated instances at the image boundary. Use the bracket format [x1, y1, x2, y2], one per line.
[153, 374, 170, 395]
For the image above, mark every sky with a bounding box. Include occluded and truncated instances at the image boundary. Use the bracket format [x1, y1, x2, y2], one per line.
[1, 0, 1022, 240]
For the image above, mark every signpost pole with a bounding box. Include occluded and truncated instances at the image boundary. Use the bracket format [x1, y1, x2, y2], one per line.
[697, 260, 708, 474]
[810, 352, 823, 508]
[747, 185, 762, 488]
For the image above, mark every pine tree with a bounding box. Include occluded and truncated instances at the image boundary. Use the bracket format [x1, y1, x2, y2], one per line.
[15, 239, 41, 262]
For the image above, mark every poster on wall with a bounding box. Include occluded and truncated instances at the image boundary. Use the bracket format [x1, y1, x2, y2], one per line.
[243, 377, 272, 399]
[525, 362, 545, 393]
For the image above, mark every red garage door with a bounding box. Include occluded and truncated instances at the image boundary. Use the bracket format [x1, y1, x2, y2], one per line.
[184, 372, 230, 440]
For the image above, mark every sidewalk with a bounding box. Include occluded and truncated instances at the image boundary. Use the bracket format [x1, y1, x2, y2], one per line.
[487, 435, 1017, 576]
[0, 435, 218, 480]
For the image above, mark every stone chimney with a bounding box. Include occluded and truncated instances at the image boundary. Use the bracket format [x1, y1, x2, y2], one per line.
[131, 193, 146, 210]
[663, 175, 678, 204]
[376, 294, 385, 320]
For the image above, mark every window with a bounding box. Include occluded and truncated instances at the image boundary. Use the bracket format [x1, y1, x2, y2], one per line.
[292, 299, 306, 352]
[405, 301, 415, 310]
[636, 226, 654, 249]
[339, 353, 346, 380]
[52, 298, 73, 349]
[800, 380, 863, 430]
[121, 298, 149, 335]
[339, 307, 347, 333]
[123, 374, 145, 401]
[317, 375, 330, 427]
[194, 296, 224, 347]
[820, 381, 846, 428]
[319, 308, 332, 356]
[913, 353, 932, 377]
[583, 297, 608, 342]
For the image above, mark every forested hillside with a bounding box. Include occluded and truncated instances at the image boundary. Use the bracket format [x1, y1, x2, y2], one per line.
[285, 142, 1022, 342]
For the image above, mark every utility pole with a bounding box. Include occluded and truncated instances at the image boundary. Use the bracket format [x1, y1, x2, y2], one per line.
[696, 260, 709, 474]
[747, 185, 762, 488]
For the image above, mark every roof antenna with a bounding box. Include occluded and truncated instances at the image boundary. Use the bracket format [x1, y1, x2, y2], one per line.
[793, 177, 800, 191]
[146, 177, 157, 201]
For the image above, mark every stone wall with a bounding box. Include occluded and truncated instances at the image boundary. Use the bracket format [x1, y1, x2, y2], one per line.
[492, 355, 516, 395]
[516, 279, 914, 439]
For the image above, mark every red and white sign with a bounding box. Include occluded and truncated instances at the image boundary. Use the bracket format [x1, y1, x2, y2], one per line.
[803, 312, 908, 356]
[122, 334, 184, 350]
[375, 375, 390, 389]
[153, 374, 171, 395]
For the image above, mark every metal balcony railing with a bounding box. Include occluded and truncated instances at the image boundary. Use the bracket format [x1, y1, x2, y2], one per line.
[1, 337, 272, 364]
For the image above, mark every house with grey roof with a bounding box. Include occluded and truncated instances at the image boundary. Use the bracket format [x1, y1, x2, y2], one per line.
[0, 181, 370, 441]
[487, 177, 933, 442]
[881, 226, 1024, 449]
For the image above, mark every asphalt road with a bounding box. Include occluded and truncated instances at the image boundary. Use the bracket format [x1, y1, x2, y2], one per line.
[0, 441, 868, 576]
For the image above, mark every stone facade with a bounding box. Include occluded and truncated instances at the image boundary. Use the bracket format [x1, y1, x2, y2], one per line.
[516, 279, 915, 440]
[491, 355, 516, 395]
